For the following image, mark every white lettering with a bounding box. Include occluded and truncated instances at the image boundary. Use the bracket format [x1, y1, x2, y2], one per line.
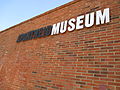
[51, 23, 60, 35]
[76, 15, 84, 30]
[68, 18, 76, 31]
[96, 8, 110, 25]
[85, 12, 94, 27]
[60, 20, 68, 33]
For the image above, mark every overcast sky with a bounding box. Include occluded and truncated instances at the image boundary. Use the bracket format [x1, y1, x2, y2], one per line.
[0, 0, 73, 31]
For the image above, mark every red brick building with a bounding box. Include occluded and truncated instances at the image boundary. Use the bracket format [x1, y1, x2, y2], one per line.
[0, 0, 120, 90]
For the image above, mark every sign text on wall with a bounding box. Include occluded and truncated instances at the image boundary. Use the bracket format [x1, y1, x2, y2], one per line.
[17, 8, 110, 42]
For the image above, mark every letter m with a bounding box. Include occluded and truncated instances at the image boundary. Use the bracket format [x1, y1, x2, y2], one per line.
[96, 8, 110, 25]
[51, 23, 60, 35]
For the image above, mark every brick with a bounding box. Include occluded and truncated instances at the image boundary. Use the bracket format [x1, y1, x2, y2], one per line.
[116, 87, 120, 90]
[87, 76, 99, 80]
[94, 80, 107, 84]
[0, 0, 120, 90]
[84, 40, 94, 43]
[101, 47, 113, 49]
[76, 81, 86, 85]
[108, 82, 120, 86]
[108, 75, 120, 79]
[88, 70, 100, 74]
[100, 78, 114, 82]
[76, 76, 86, 79]
[94, 74, 107, 77]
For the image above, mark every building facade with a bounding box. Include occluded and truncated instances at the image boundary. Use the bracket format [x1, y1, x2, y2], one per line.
[0, 0, 120, 90]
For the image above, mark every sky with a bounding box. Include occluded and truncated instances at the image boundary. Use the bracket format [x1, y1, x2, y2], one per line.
[0, 0, 73, 31]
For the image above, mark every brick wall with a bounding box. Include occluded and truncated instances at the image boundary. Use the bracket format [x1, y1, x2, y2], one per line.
[0, 0, 120, 90]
